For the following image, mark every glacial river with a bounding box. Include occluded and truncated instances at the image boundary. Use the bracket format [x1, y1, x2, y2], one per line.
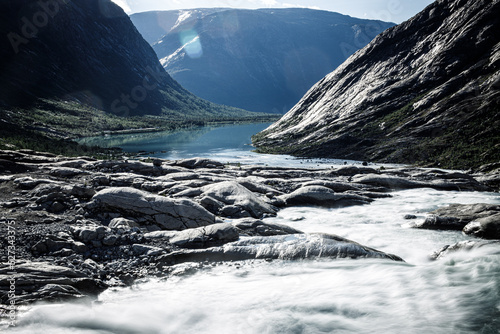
[7, 123, 500, 333]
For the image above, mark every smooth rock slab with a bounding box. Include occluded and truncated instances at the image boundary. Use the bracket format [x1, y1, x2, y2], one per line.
[145, 223, 239, 249]
[172, 158, 224, 169]
[86, 187, 216, 230]
[201, 181, 277, 218]
[49, 167, 88, 178]
[351, 174, 421, 190]
[279, 186, 372, 207]
[157, 233, 404, 265]
[463, 213, 500, 239]
[415, 204, 500, 235]
[0, 262, 106, 305]
[415, 215, 465, 231]
[231, 218, 303, 236]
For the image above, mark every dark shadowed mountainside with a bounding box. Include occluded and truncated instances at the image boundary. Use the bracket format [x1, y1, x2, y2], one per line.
[253, 0, 500, 169]
[0, 0, 255, 119]
[138, 8, 394, 113]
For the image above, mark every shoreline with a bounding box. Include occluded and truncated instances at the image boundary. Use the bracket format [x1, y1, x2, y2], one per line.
[72, 117, 279, 141]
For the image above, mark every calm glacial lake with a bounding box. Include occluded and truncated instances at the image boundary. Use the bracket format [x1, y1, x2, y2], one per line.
[77, 122, 365, 168]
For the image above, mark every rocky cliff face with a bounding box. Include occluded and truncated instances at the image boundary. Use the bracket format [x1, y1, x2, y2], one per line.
[253, 0, 500, 169]
[145, 8, 393, 113]
[0, 0, 245, 118]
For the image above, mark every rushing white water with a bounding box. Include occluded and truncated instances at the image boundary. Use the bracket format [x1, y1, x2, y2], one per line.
[8, 124, 500, 333]
[5, 188, 500, 333]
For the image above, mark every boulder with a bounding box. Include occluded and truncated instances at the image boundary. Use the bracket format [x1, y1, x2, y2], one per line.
[231, 218, 303, 236]
[351, 174, 421, 190]
[71, 225, 111, 243]
[237, 178, 284, 196]
[173, 158, 224, 169]
[109, 217, 140, 230]
[0, 262, 106, 305]
[201, 181, 277, 218]
[86, 187, 216, 230]
[332, 166, 379, 176]
[414, 215, 465, 231]
[430, 240, 500, 260]
[131, 244, 165, 256]
[164, 172, 199, 181]
[415, 204, 500, 234]
[169, 223, 240, 249]
[279, 186, 372, 207]
[31, 234, 87, 255]
[49, 167, 88, 178]
[199, 196, 225, 214]
[463, 213, 500, 239]
[157, 233, 403, 266]
[70, 185, 96, 199]
[430, 203, 500, 222]
[87, 160, 166, 176]
[301, 180, 360, 192]
[14, 177, 60, 190]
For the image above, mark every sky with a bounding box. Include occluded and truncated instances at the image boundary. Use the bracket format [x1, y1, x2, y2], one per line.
[111, 0, 435, 23]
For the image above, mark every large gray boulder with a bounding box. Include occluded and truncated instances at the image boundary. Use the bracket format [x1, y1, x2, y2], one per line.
[0, 262, 106, 305]
[157, 233, 404, 266]
[172, 158, 224, 169]
[351, 174, 421, 190]
[279, 186, 372, 207]
[145, 223, 240, 249]
[415, 204, 500, 234]
[201, 181, 277, 218]
[463, 213, 500, 239]
[414, 215, 465, 231]
[231, 218, 303, 236]
[86, 187, 216, 230]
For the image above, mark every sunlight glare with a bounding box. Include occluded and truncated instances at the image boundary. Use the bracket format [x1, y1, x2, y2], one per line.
[179, 30, 203, 59]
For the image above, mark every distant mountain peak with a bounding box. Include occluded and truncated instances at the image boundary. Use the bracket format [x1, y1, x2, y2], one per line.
[133, 8, 394, 113]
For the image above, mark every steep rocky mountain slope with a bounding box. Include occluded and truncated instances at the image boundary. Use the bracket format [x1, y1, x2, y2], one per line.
[0, 0, 253, 119]
[253, 0, 500, 169]
[145, 8, 393, 113]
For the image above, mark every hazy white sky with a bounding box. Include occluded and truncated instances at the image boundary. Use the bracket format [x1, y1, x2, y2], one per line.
[112, 0, 435, 23]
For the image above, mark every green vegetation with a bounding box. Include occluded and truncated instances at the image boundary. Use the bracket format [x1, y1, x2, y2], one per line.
[0, 98, 279, 158]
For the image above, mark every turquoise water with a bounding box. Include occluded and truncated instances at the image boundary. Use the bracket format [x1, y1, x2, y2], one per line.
[77, 122, 367, 167]
[77, 122, 272, 156]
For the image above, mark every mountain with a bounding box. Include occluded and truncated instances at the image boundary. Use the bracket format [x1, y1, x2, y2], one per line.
[253, 0, 500, 169]
[0, 0, 255, 119]
[138, 8, 394, 113]
[130, 8, 228, 45]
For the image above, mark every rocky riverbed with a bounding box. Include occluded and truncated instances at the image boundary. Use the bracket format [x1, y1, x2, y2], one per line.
[1, 149, 499, 306]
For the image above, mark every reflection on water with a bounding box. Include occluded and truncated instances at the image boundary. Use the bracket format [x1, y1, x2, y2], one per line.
[76, 122, 373, 168]
[77, 126, 214, 151]
[77, 123, 270, 155]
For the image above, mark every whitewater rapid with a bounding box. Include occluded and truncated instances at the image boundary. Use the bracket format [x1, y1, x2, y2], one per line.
[5, 188, 500, 333]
